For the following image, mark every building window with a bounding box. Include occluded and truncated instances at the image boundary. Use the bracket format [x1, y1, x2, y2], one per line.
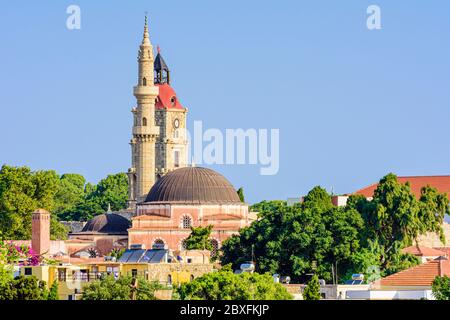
[143, 77, 147, 86]
[142, 117, 147, 126]
[170, 96, 176, 106]
[182, 215, 192, 229]
[174, 150, 180, 168]
[153, 239, 165, 249]
[190, 274, 195, 281]
[173, 129, 179, 139]
[24, 268, 32, 276]
[58, 269, 67, 282]
[131, 269, 138, 278]
[167, 274, 172, 285]
[181, 239, 187, 250]
[210, 239, 219, 257]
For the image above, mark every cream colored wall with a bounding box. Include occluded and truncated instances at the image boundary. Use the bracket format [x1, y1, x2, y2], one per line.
[417, 222, 450, 247]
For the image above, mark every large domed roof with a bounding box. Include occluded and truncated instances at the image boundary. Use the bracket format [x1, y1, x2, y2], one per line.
[144, 167, 242, 204]
[81, 213, 130, 234]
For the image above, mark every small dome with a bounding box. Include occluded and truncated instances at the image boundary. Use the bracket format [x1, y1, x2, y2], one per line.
[155, 84, 183, 110]
[145, 167, 242, 204]
[81, 213, 130, 234]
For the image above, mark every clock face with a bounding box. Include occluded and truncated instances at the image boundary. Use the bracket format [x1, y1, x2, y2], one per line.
[173, 118, 180, 128]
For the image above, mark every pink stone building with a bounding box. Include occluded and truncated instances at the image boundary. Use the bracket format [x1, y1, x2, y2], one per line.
[128, 167, 256, 253]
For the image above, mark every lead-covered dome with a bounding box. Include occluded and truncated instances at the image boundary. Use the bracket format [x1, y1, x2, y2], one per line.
[81, 213, 130, 234]
[144, 167, 242, 204]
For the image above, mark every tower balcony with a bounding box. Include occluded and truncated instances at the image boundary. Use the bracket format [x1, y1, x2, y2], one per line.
[133, 125, 160, 136]
[133, 85, 159, 97]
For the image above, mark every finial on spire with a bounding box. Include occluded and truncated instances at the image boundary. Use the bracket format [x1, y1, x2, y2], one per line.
[157, 45, 161, 54]
[142, 13, 150, 45]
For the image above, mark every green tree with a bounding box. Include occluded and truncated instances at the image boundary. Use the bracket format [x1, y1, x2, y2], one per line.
[237, 187, 245, 203]
[177, 265, 292, 300]
[67, 173, 128, 221]
[12, 275, 44, 300]
[221, 192, 364, 283]
[47, 280, 59, 300]
[0, 165, 67, 240]
[0, 263, 14, 300]
[54, 174, 86, 216]
[82, 275, 162, 300]
[303, 274, 321, 300]
[347, 173, 448, 275]
[185, 225, 214, 251]
[222, 174, 449, 283]
[432, 275, 450, 300]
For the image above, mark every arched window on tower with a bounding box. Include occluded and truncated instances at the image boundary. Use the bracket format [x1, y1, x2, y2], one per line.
[181, 215, 192, 229]
[174, 150, 180, 168]
[143, 77, 147, 86]
[142, 117, 147, 126]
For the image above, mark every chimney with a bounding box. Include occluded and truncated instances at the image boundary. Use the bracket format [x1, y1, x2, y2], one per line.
[31, 209, 50, 256]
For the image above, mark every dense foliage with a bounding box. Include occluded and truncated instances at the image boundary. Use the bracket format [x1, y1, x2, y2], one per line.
[221, 174, 449, 283]
[0, 165, 129, 240]
[177, 265, 292, 300]
[184, 225, 214, 251]
[237, 187, 245, 203]
[82, 275, 163, 300]
[432, 275, 450, 300]
[302, 274, 321, 300]
[0, 274, 57, 300]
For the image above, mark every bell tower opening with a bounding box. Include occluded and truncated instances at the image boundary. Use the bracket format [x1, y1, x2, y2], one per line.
[154, 46, 170, 85]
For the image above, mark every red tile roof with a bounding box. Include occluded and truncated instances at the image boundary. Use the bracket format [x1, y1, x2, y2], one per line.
[402, 245, 446, 257]
[354, 176, 450, 200]
[379, 257, 450, 287]
[155, 84, 184, 110]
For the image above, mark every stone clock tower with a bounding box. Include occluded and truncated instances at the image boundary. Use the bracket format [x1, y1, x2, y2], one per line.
[127, 17, 188, 209]
[154, 46, 188, 179]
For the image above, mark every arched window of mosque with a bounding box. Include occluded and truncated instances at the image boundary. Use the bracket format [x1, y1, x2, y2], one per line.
[182, 215, 192, 229]
[143, 77, 147, 86]
[153, 238, 165, 248]
[142, 117, 147, 126]
[210, 239, 219, 257]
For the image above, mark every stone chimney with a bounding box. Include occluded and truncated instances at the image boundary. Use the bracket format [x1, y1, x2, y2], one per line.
[31, 209, 50, 256]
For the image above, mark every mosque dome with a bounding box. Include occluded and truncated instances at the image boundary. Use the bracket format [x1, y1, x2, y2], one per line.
[81, 213, 130, 234]
[144, 167, 242, 204]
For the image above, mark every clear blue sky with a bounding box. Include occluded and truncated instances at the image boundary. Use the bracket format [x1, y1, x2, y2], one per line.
[1, 1, 450, 204]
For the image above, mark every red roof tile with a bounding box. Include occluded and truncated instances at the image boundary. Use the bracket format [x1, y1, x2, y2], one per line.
[354, 176, 450, 200]
[402, 245, 446, 257]
[379, 257, 450, 287]
[155, 84, 184, 110]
